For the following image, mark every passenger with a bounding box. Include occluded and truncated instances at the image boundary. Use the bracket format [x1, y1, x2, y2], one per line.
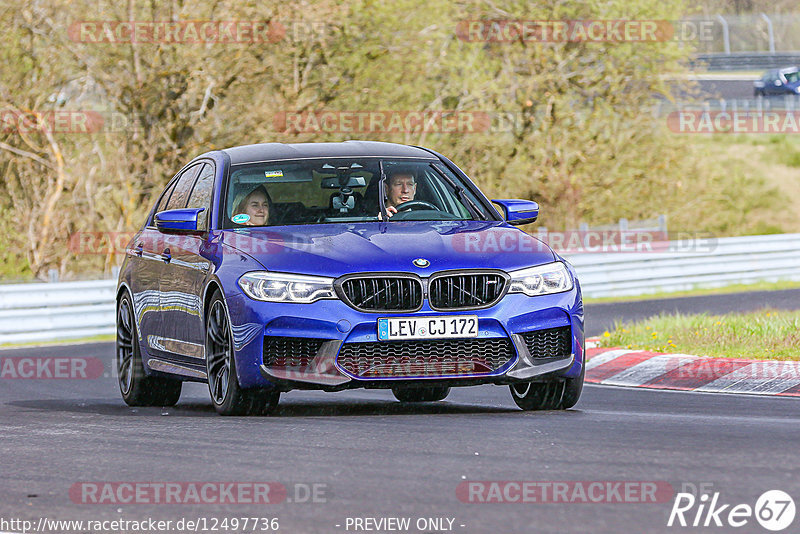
[232, 185, 272, 226]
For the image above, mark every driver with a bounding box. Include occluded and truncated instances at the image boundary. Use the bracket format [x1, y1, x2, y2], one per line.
[383, 169, 417, 218]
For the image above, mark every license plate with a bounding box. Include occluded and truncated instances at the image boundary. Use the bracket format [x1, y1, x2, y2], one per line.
[377, 315, 479, 341]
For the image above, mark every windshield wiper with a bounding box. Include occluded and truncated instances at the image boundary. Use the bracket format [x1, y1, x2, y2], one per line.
[429, 163, 485, 220]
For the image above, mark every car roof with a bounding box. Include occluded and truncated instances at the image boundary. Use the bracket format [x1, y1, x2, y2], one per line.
[222, 141, 438, 165]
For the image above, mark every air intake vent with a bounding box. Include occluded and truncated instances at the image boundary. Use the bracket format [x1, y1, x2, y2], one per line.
[519, 326, 572, 359]
[263, 336, 327, 367]
[337, 338, 516, 378]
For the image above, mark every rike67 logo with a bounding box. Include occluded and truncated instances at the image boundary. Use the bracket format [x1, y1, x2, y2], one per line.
[668, 489, 795, 531]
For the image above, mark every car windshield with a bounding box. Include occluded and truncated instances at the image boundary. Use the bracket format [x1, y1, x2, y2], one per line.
[224, 158, 490, 227]
[784, 70, 800, 83]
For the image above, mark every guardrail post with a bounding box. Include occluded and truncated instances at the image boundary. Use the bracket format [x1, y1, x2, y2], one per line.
[618, 218, 628, 232]
[658, 214, 668, 235]
[48, 269, 58, 283]
[578, 222, 588, 245]
[760, 13, 776, 54]
[716, 15, 731, 54]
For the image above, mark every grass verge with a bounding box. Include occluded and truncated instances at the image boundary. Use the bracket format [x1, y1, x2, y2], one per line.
[597, 309, 800, 361]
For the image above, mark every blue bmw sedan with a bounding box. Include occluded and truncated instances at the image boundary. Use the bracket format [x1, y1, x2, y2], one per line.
[116, 141, 585, 415]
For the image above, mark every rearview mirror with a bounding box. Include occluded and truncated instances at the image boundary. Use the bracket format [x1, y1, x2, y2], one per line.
[321, 176, 366, 189]
[492, 199, 539, 226]
[155, 208, 205, 233]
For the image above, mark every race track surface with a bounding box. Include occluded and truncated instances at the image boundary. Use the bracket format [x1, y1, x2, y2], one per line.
[2, 289, 799, 533]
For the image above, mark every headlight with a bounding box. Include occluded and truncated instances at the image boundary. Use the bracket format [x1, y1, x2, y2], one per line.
[507, 262, 573, 296]
[238, 272, 337, 303]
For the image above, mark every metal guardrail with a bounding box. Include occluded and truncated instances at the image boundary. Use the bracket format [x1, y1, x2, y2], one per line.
[0, 280, 116, 344]
[562, 233, 800, 298]
[1, 233, 799, 344]
[658, 95, 800, 115]
[694, 53, 800, 72]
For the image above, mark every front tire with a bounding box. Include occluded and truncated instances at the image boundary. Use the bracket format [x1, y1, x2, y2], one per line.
[392, 386, 450, 402]
[559, 362, 585, 410]
[116, 292, 181, 407]
[205, 291, 279, 416]
[509, 364, 584, 411]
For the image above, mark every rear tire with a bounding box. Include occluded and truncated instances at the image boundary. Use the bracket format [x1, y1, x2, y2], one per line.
[392, 386, 450, 402]
[116, 292, 182, 407]
[205, 291, 279, 416]
[509, 364, 584, 411]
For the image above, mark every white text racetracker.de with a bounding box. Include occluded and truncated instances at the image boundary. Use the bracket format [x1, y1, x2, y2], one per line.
[342, 517, 458, 531]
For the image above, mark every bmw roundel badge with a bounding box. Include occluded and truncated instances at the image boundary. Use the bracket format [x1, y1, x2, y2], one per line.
[413, 258, 430, 268]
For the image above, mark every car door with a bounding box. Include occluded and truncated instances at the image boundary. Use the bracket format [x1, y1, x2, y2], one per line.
[146, 162, 203, 361]
[157, 162, 216, 363]
[765, 71, 785, 96]
[130, 178, 176, 353]
[152, 162, 209, 363]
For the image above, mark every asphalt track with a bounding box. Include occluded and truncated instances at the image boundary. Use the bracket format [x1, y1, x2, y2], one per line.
[696, 79, 754, 100]
[1, 289, 799, 534]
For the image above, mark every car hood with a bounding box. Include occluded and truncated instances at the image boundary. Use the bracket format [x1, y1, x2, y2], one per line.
[221, 221, 556, 277]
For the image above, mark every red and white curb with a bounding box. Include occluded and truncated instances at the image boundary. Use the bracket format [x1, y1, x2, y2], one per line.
[584, 340, 800, 397]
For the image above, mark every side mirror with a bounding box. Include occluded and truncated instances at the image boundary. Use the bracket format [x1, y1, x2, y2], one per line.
[775, 79, 783, 86]
[155, 208, 204, 233]
[492, 199, 539, 226]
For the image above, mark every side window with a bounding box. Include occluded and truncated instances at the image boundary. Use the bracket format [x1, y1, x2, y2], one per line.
[186, 163, 215, 230]
[166, 164, 202, 210]
[155, 179, 177, 215]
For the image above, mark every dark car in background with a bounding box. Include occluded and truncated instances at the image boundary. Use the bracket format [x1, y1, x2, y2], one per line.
[754, 67, 800, 97]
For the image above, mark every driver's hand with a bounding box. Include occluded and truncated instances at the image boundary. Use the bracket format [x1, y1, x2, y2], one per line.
[379, 206, 397, 220]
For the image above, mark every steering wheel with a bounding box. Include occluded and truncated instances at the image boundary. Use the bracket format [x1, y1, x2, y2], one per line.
[393, 200, 439, 212]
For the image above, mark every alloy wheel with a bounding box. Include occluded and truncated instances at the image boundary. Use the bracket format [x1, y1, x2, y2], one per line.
[116, 297, 135, 395]
[206, 299, 232, 405]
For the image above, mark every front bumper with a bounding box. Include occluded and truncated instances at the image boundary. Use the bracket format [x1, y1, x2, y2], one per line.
[225, 285, 584, 390]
